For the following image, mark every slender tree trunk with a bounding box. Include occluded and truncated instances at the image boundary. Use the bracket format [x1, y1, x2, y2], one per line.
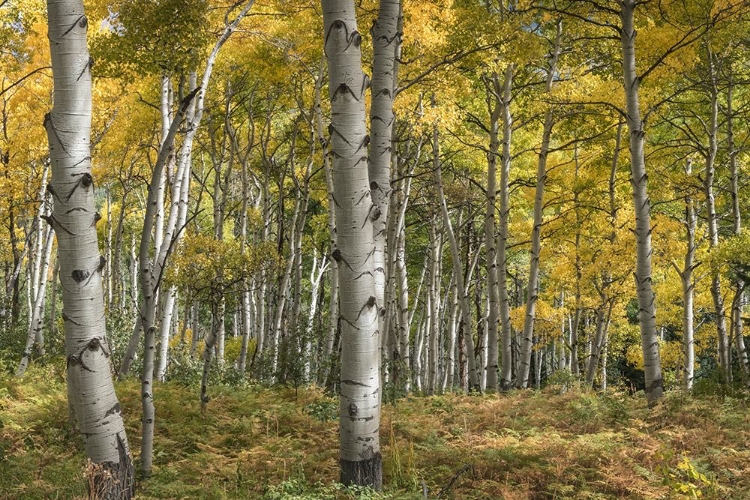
[727, 74, 750, 381]
[675, 159, 697, 390]
[308, 60, 340, 385]
[498, 65, 514, 390]
[105, 187, 113, 308]
[48, 256, 59, 343]
[517, 20, 561, 389]
[17, 226, 54, 376]
[138, 87, 201, 478]
[322, 1, 382, 487]
[427, 222, 441, 394]
[704, 51, 730, 382]
[484, 72, 501, 392]
[45, 1, 134, 495]
[155, 288, 176, 381]
[434, 124, 480, 392]
[585, 301, 613, 387]
[620, 0, 663, 405]
[443, 278, 459, 391]
[370, 0, 401, 370]
[305, 253, 328, 380]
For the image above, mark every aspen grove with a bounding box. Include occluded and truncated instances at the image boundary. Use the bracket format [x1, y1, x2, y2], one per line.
[4, 0, 750, 498]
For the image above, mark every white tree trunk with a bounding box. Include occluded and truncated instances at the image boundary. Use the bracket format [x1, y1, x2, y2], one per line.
[370, 0, 401, 371]
[322, 0, 382, 487]
[484, 72, 501, 392]
[620, 0, 664, 405]
[443, 278, 459, 391]
[17, 225, 54, 377]
[45, 0, 134, 495]
[427, 223, 441, 394]
[703, 52, 730, 381]
[727, 75, 750, 381]
[138, 85, 201, 478]
[434, 124, 480, 391]
[315, 59, 340, 384]
[155, 287, 176, 381]
[672, 159, 697, 390]
[498, 65, 514, 390]
[305, 253, 329, 380]
[517, 20, 561, 389]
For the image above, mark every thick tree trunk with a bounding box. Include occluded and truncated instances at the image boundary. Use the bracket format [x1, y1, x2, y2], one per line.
[45, 1, 134, 495]
[322, 1, 382, 488]
[620, 0, 663, 405]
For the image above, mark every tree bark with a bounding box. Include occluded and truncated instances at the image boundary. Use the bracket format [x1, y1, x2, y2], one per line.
[497, 64, 514, 390]
[704, 49, 730, 381]
[45, 0, 134, 495]
[484, 72, 501, 392]
[370, 0, 401, 369]
[434, 124, 480, 391]
[322, 0, 382, 488]
[517, 20, 561, 389]
[620, 0, 664, 405]
[16, 225, 54, 377]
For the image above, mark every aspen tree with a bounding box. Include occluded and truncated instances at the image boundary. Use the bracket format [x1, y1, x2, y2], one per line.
[45, 0, 134, 495]
[483, 72, 501, 392]
[726, 70, 750, 380]
[370, 0, 400, 367]
[322, 0, 382, 487]
[620, 0, 664, 404]
[704, 47, 730, 380]
[674, 159, 697, 390]
[498, 64, 514, 390]
[516, 19, 562, 389]
[434, 125, 481, 391]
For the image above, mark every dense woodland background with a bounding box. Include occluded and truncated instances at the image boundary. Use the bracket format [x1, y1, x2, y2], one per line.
[3, 0, 750, 498]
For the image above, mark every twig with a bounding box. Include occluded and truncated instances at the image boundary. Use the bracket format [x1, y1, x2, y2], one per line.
[436, 464, 473, 499]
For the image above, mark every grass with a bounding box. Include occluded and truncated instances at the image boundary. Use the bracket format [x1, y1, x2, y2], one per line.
[2, 366, 750, 499]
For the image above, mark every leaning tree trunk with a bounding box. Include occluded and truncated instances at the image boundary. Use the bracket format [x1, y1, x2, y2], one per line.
[45, 0, 134, 496]
[322, 0, 382, 488]
[138, 86, 201, 478]
[620, 0, 663, 405]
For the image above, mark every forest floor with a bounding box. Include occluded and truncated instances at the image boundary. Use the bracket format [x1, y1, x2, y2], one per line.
[2, 366, 750, 499]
